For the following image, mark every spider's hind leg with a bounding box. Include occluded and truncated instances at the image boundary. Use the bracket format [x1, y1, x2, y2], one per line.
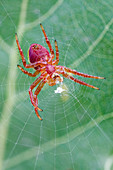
[17, 65, 40, 77]
[34, 90, 43, 121]
[40, 23, 54, 61]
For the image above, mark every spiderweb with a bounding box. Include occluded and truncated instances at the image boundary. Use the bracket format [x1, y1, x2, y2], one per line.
[0, 0, 113, 170]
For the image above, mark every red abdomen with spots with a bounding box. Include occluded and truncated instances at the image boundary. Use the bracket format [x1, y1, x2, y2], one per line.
[29, 44, 50, 67]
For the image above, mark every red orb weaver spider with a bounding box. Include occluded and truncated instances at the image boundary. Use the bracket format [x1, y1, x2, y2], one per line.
[15, 23, 105, 120]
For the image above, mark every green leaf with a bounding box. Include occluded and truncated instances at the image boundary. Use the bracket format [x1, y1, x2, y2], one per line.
[0, 0, 113, 170]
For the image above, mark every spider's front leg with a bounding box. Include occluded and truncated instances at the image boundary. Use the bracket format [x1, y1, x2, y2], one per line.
[57, 70, 100, 90]
[62, 66, 105, 79]
[29, 76, 43, 111]
[33, 80, 46, 120]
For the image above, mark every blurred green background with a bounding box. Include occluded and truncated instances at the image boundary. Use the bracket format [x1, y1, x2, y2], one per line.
[0, 0, 113, 169]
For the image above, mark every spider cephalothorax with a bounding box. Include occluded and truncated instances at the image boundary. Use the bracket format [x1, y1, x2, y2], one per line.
[15, 23, 105, 120]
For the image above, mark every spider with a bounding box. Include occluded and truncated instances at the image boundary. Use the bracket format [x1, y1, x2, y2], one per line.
[15, 23, 105, 120]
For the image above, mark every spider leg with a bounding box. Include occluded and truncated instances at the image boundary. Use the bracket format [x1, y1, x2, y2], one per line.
[17, 65, 40, 77]
[52, 40, 59, 65]
[29, 75, 43, 111]
[40, 24, 54, 61]
[34, 80, 46, 120]
[59, 66, 105, 79]
[15, 33, 47, 68]
[57, 70, 100, 90]
[15, 33, 31, 68]
[34, 96, 43, 121]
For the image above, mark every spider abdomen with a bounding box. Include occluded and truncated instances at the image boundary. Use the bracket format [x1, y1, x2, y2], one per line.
[29, 43, 50, 64]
